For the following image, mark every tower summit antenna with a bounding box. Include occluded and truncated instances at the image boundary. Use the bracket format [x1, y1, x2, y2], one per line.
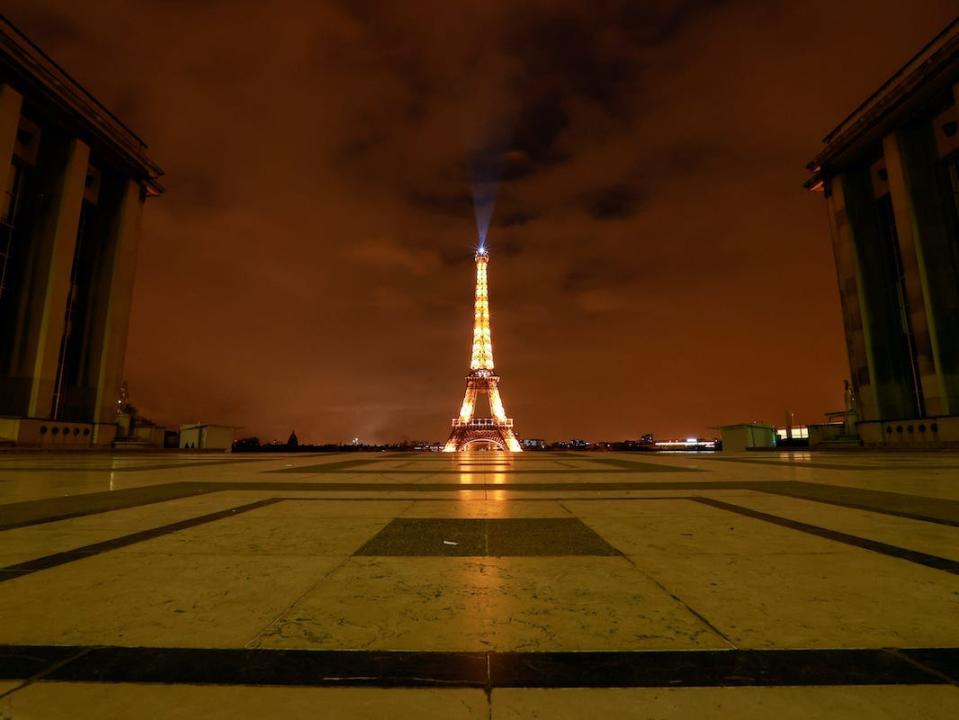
[443, 246, 523, 452]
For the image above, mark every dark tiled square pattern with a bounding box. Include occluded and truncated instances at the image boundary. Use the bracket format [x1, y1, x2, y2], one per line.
[355, 518, 620, 557]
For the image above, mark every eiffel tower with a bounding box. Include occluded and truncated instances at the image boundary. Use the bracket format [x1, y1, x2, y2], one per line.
[443, 246, 523, 452]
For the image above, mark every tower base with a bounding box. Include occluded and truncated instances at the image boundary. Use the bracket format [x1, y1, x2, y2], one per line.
[443, 422, 522, 452]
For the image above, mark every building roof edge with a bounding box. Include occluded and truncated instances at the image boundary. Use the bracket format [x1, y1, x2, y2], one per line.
[0, 14, 164, 194]
[805, 16, 959, 186]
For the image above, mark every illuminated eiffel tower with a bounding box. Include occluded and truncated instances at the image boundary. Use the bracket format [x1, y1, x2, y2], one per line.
[443, 246, 523, 452]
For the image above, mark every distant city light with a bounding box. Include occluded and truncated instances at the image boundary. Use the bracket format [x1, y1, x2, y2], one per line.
[776, 426, 809, 439]
[654, 438, 718, 450]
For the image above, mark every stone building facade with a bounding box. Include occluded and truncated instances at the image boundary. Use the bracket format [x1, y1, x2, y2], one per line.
[0, 17, 163, 446]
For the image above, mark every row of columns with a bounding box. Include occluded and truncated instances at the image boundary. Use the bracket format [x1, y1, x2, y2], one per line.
[0, 83, 144, 437]
[826, 82, 959, 422]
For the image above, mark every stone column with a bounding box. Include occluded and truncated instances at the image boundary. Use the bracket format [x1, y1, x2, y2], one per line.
[26, 138, 89, 418]
[0, 86, 23, 425]
[0, 85, 22, 205]
[884, 117, 959, 417]
[881, 131, 943, 415]
[840, 165, 922, 420]
[827, 175, 878, 421]
[93, 179, 143, 429]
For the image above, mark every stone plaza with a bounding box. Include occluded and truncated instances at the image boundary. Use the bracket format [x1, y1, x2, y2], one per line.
[0, 450, 956, 717]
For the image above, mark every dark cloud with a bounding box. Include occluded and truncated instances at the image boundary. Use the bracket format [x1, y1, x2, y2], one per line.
[492, 236, 523, 257]
[496, 210, 534, 228]
[562, 262, 633, 293]
[165, 168, 227, 211]
[506, 13, 628, 112]
[654, 140, 732, 178]
[504, 95, 570, 168]
[618, 0, 730, 45]
[496, 150, 534, 181]
[585, 183, 644, 220]
[467, 96, 570, 185]
[407, 191, 474, 219]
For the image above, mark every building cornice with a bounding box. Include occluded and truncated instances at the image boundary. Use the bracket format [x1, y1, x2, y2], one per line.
[0, 14, 164, 195]
[805, 16, 959, 190]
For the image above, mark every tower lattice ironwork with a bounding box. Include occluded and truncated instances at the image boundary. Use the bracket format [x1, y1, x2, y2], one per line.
[443, 247, 522, 452]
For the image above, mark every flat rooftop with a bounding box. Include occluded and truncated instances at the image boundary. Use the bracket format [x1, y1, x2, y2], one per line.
[0, 450, 957, 717]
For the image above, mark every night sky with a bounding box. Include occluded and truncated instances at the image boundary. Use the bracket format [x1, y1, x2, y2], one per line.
[7, 1, 957, 443]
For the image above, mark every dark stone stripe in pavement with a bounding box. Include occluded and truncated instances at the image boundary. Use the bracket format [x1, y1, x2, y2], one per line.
[1, 481, 726, 531]
[0, 457, 286, 473]
[0, 646, 81, 680]
[0, 483, 214, 531]
[760, 481, 959, 527]
[694, 456, 959, 472]
[488, 648, 952, 687]
[0, 645, 951, 688]
[289, 496, 692, 502]
[270, 459, 396, 473]
[205, 481, 743, 491]
[0, 499, 282, 583]
[3, 478, 957, 535]
[897, 648, 959, 683]
[5, 492, 954, 578]
[46, 647, 489, 688]
[693, 497, 959, 573]
[355, 518, 620, 557]
[584, 458, 695, 472]
[267, 468, 697, 475]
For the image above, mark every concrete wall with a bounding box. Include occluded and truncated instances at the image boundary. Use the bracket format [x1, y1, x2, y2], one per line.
[132, 425, 165, 446]
[720, 425, 776, 453]
[858, 416, 959, 448]
[180, 426, 234, 452]
[808, 423, 845, 448]
[0, 417, 113, 446]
